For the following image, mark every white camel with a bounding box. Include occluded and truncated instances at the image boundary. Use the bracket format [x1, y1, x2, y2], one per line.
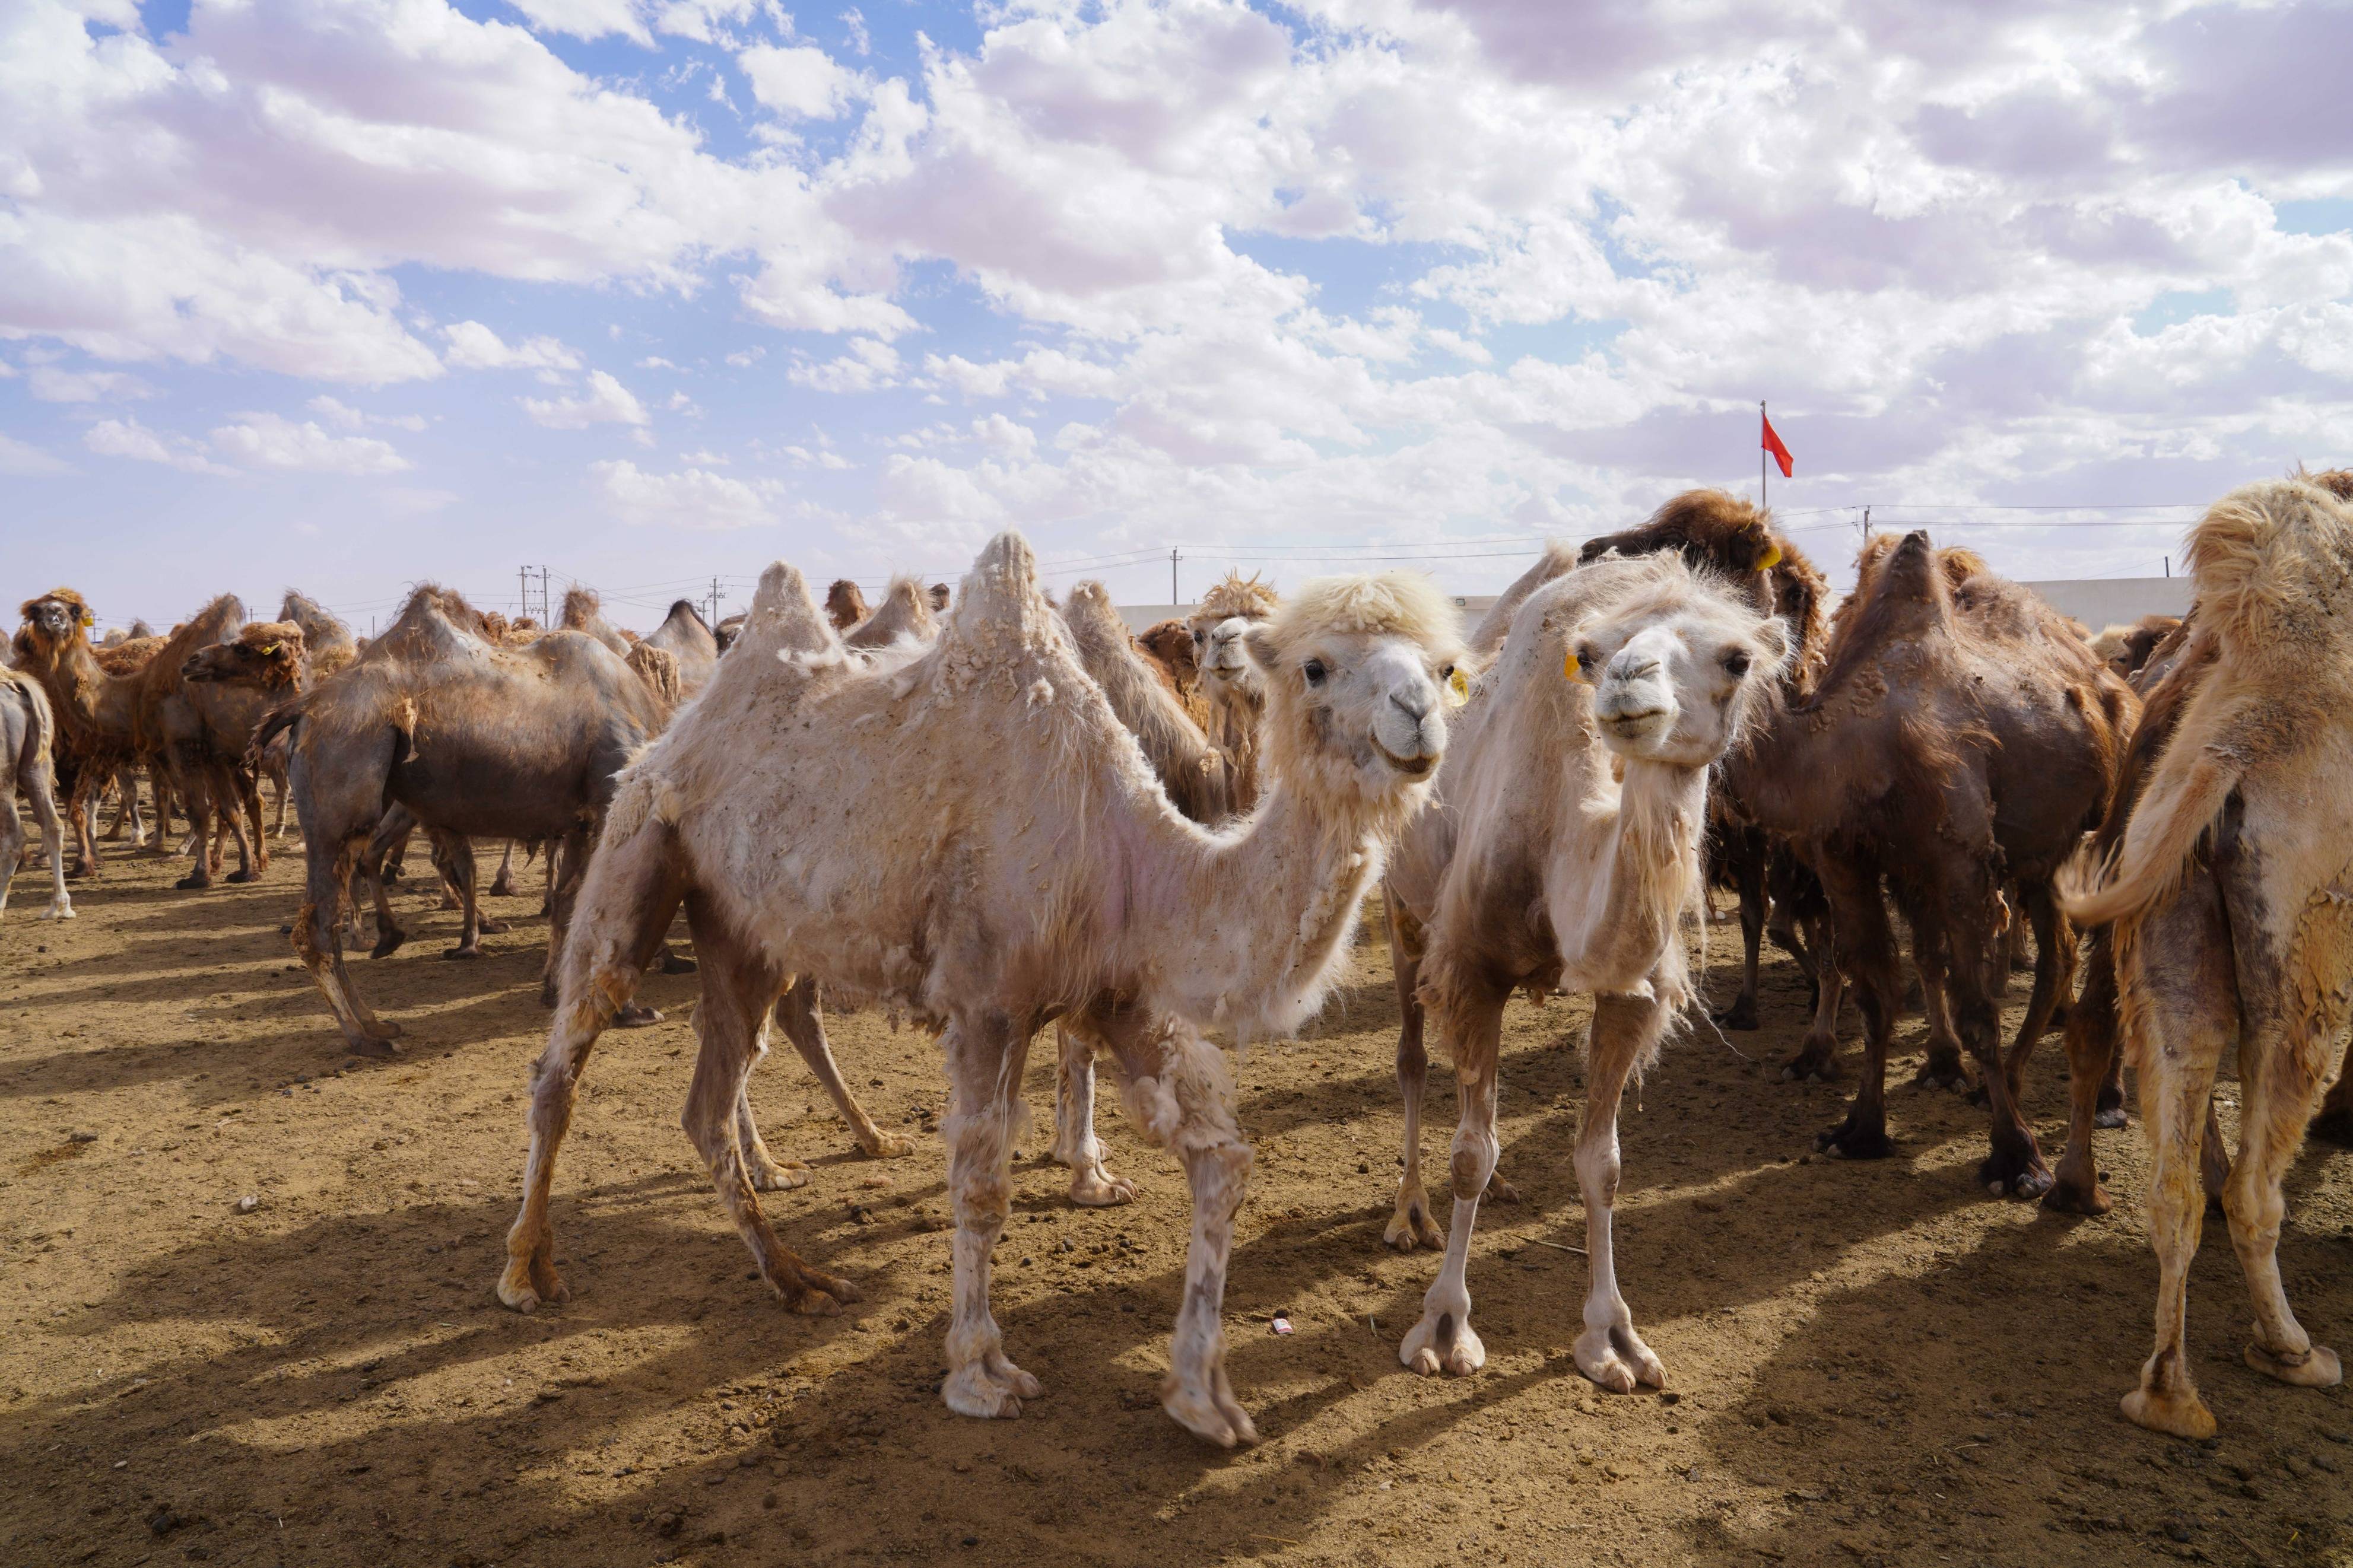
[1387, 552, 1787, 1389]
[498, 533, 1462, 1448]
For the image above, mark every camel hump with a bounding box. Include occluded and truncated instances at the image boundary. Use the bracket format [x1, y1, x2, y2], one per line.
[736, 561, 836, 661]
[2187, 478, 2353, 658]
[953, 531, 1047, 632]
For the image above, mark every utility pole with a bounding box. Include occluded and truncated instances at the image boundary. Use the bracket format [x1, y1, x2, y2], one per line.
[707, 575, 722, 628]
[1169, 546, 1181, 606]
[1859, 505, 1870, 540]
[518, 565, 528, 620]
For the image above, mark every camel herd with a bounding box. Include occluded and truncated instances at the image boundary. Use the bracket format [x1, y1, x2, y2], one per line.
[8, 473, 2353, 1451]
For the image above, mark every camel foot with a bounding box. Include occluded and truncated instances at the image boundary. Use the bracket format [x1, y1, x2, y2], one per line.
[1485, 1171, 1521, 1204]
[1911, 1058, 1971, 1092]
[2309, 1107, 2353, 1147]
[942, 1355, 1043, 1420]
[2121, 1385, 2215, 1440]
[1575, 1322, 1666, 1394]
[225, 869, 256, 884]
[746, 1155, 810, 1192]
[39, 901, 74, 920]
[2040, 1173, 2113, 1217]
[369, 930, 407, 959]
[1384, 1188, 1445, 1252]
[1401, 1309, 1484, 1378]
[479, 918, 510, 935]
[1711, 997, 1760, 1032]
[858, 1129, 920, 1160]
[1780, 1046, 1837, 1083]
[1816, 1115, 1892, 1160]
[1980, 1144, 2053, 1200]
[489, 878, 517, 899]
[173, 872, 212, 890]
[1066, 1166, 1135, 1207]
[351, 1033, 404, 1060]
[658, 949, 697, 975]
[1161, 1370, 1258, 1449]
[443, 945, 484, 960]
[496, 1255, 569, 1314]
[2094, 1106, 2130, 1131]
[2244, 1342, 2341, 1388]
[612, 1004, 663, 1028]
[66, 863, 97, 881]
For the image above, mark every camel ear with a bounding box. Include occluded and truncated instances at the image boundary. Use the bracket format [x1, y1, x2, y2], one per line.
[1241, 625, 1281, 673]
[1755, 619, 1791, 673]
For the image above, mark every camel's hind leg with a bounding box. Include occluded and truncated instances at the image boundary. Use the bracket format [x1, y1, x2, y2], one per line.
[1090, 1000, 1256, 1447]
[500, 819, 691, 1313]
[0, 784, 21, 920]
[21, 748, 73, 921]
[1401, 964, 1509, 1379]
[770, 977, 917, 1161]
[2117, 870, 2238, 1439]
[1049, 1022, 1133, 1206]
[1910, 948, 1970, 1092]
[2046, 930, 2119, 1216]
[293, 840, 403, 1054]
[941, 1007, 1044, 1420]
[1711, 828, 1765, 1031]
[490, 839, 518, 898]
[1386, 899, 1446, 1250]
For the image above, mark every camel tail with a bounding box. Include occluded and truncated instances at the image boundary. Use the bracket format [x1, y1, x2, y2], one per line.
[244, 701, 305, 771]
[2057, 748, 2240, 929]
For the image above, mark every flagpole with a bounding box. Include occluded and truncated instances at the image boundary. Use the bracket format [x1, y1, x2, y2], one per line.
[1760, 399, 1767, 509]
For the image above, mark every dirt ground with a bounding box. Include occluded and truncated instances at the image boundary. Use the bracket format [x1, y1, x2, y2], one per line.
[4, 836, 2351, 1568]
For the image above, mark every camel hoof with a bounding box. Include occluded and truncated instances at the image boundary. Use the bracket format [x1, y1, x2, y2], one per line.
[479, 918, 510, 935]
[443, 946, 483, 961]
[2121, 1385, 2215, 1440]
[352, 1034, 404, 1060]
[497, 1264, 567, 1313]
[1980, 1150, 2053, 1200]
[1576, 1326, 1666, 1394]
[747, 1159, 810, 1192]
[173, 873, 210, 890]
[1485, 1172, 1522, 1205]
[2040, 1178, 2113, 1218]
[943, 1359, 1041, 1419]
[658, 950, 697, 975]
[1782, 1052, 1835, 1083]
[1399, 1309, 1483, 1378]
[862, 1130, 920, 1160]
[1161, 1380, 1258, 1448]
[2244, 1343, 2342, 1388]
[39, 904, 74, 920]
[1711, 1001, 1760, 1032]
[2094, 1108, 2130, 1131]
[369, 932, 406, 959]
[1815, 1120, 1891, 1160]
[1068, 1171, 1135, 1207]
[614, 1004, 662, 1028]
[1384, 1195, 1445, 1252]
[225, 870, 256, 884]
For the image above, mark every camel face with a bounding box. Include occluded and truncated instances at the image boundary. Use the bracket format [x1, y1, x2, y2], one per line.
[1250, 624, 1449, 783]
[1196, 616, 1265, 698]
[1577, 603, 1787, 769]
[21, 596, 84, 651]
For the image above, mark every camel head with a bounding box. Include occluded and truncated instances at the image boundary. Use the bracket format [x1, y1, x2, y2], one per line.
[1136, 618, 1201, 689]
[183, 622, 306, 690]
[1242, 572, 1462, 809]
[825, 578, 870, 632]
[1189, 571, 1279, 705]
[1567, 562, 1790, 769]
[18, 589, 95, 658]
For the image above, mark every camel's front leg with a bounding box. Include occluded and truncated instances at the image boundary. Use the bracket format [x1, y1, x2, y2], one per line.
[2045, 930, 2119, 1216]
[1572, 990, 1671, 1392]
[1401, 969, 1507, 1379]
[1385, 904, 1446, 1249]
[942, 1009, 1041, 1419]
[1103, 1009, 1255, 1446]
[1050, 1023, 1133, 1206]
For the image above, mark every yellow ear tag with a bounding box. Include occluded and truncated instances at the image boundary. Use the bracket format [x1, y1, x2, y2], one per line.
[1447, 668, 1469, 705]
[259, 644, 279, 656]
[80, 610, 94, 626]
[1758, 543, 1782, 570]
[1563, 648, 1582, 681]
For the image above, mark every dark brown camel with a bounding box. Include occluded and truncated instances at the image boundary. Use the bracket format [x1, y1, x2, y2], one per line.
[256, 585, 674, 1054]
[824, 578, 869, 632]
[1739, 532, 2134, 1195]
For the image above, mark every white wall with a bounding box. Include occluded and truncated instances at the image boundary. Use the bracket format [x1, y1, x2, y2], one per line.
[2019, 577, 2192, 628]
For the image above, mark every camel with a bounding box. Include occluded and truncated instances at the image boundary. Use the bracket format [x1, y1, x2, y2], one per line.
[1389, 552, 1787, 1386]
[1736, 534, 2132, 1195]
[498, 535, 1461, 1447]
[642, 600, 720, 697]
[2060, 476, 2352, 1439]
[280, 592, 358, 682]
[559, 587, 634, 656]
[0, 669, 73, 921]
[137, 598, 277, 886]
[842, 578, 936, 649]
[2090, 615, 2183, 683]
[1186, 571, 1281, 809]
[713, 614, 745, 654]
[261, 586, 673, 1052]
[824, 578, 869, 631]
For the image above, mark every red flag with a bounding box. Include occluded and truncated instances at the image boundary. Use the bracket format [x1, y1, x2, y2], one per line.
[1761, 410, 1793, 478]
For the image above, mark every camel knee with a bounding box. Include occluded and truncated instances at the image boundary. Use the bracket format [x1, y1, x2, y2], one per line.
[1447, 1131, 1498, 1194]
[1574, 1139, 1622, 1206]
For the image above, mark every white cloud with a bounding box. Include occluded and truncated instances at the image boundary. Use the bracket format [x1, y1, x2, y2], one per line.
[443, 322, 584, 373]
[209, 412, 411, 475]
[592, 458, 775, 529]
[738, 44, 862, 120]
[84, 417, 236, 476]
[0, 432, 74, 476]
[786, 336, 900, 392]
[27, 365, 151, 402]
[521, 370, 650, 429]
[307, 395, 366, 430]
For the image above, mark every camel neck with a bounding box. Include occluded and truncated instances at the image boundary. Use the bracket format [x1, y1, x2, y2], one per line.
[1554, 756, 1707, 1003]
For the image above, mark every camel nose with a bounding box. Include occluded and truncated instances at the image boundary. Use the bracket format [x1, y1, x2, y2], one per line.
[1390, 686, 1432, 723]
[1606, 650, 1660, 685]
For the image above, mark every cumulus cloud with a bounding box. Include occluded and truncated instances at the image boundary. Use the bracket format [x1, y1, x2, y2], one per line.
[521, 370, 652, 430]
[27, 365, 151, 402]
[592, 458, 776, 528]
[739, 44, 863, 119]
[443, 322, 585, 373]
[84, 418, 236, 476]
[209, 412, 411, 474]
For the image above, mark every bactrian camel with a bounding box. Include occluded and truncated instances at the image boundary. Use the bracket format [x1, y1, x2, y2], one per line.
[0, 668, 74, 921]
[1187, 571, 1280, 810]
[500, 534, 1462, 1448]
[1389, 553, 1787, 1388]
[2062, 476, 2351, 1439]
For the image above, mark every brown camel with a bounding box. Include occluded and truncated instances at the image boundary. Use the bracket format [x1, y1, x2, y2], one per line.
[259, 585, 674, 1053]
[842, 577, 937, 648]
[138, 597, 275, 886]
[2090, 615, 2183, 683]
[559, 587, 634, 655]
[2060, 476, 2351, 1439]
[1736, 533, 2133, 1195]
[1186, 571, 1281, 809]
[0, 667, 73, 921]
[824, 578, 869, 631]
[280, 591, 358, 682]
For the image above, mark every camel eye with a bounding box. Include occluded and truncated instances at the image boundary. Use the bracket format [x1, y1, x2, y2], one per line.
[1723, 648, 1751, 678]
[1193, 628, 1206, 645]
[1303, 658, 1327, 686]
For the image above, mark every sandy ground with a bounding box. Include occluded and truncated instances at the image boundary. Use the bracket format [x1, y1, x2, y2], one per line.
[4, 837, 2351, 1568]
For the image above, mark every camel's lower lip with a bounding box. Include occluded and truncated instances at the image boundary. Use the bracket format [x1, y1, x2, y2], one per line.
[1604, 708, 1669, 730]
[1373, 739, 1436, 777]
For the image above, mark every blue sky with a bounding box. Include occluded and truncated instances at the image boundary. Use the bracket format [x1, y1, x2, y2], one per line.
[5, 0, 2352, 632]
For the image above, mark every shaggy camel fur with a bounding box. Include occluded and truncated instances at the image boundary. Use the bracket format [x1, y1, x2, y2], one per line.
[2061, 477, 2352, 1438]
[642, 600, 720, 697]
[1742, 535, 2132, 1195]
[824, 578, 869, 632]
[1186, 571, 1281, 810]
[1387, 555, 1787, 1388]
[842, 577, 936, 648]
[15, 591, 144, 876]
[280, 591, 358, 682]
[1049, 580, 1240, 1205]
[2090, 615, 2183, 683]
[263, 586, 672, 1052]
[0, 669, 73, 921]
[141, 597, 276, 886]
[560, 587, 634, 656]
[90, 635, 167, 849]
[500, 535, 1461, 1446]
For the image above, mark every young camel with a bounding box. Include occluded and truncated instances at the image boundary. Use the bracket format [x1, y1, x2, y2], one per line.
[0, 669, 74, 921]
[261, 586, 673, 1053]
[1390, 554, 1788, 1385]
[500, 535, 1460, 1446]
[2061, 476, 2351, 1438]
